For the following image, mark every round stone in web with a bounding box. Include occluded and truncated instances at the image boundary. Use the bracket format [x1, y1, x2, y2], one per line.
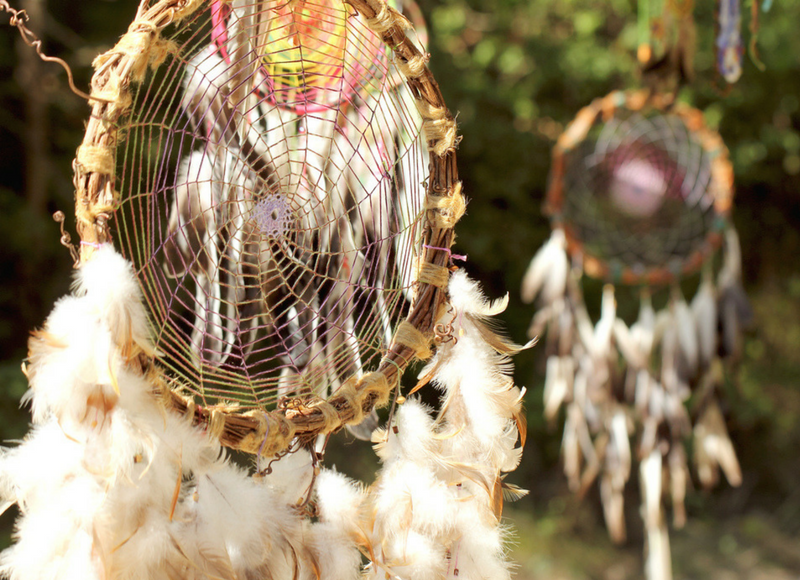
[253, 194, 292, 238]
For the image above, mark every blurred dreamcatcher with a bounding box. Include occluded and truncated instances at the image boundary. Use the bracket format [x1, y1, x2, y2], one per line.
[522, 1, 757, 577]
[0, 1, 529, 579]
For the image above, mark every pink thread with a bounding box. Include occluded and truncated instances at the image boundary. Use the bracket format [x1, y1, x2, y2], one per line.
[80, 241, 102, 249]
[422, 244, 467, 263]
[452, 539, 461, 577]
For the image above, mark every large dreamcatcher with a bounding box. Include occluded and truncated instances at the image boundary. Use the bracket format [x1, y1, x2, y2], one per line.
[522, 3, 755, 576]
[0, 1, 528, 579]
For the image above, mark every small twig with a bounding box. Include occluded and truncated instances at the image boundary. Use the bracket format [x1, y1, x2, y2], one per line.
[52, 211, 79, 266]
[0, 0, 99, 102]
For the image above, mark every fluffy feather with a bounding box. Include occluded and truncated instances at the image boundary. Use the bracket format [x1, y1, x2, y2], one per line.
[364, 271, 527, 580]
[3, 246, 323, 580]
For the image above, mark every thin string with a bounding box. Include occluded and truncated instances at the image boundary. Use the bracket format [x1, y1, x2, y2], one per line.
[422, 244, 468, 263]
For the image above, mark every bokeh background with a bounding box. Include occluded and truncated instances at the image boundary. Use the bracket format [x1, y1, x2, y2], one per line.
[1, 0, 799, 578]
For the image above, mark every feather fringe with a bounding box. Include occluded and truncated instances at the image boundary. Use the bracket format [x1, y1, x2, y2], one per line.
[1, 247, 320, 580]
[362, 270, 528, 580]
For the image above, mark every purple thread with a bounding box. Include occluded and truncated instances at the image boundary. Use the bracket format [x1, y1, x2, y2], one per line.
[253, 195, 292, 238]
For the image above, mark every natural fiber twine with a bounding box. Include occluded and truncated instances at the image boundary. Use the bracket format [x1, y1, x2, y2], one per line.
[172, 0, 206, 21]
[310, 398, 342, 435]
[396, 54, 427, 79]
[242, 412, 297, 458]
[415, 259, 450, 289]
[394, 321, 433, 361]
[356, 371, 391, 408]
[336, 378, 365, 424]
[365, 2, 411, 34]
[233, 371, 392, 455]
[364, 0, 455, 155]
[90, 73, 133, 117]
[93, 20, 178, 84]
[75, 197, 119, 229]
[76, 145, 115, 175]
[208, 408, 227, 440]
[426, 182, 466, 229]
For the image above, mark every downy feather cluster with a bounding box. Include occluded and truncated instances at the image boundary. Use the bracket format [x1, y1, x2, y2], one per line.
[1, 250, 530, 580]
[0, 246, 367, 580]
[361, 270, 530, 580]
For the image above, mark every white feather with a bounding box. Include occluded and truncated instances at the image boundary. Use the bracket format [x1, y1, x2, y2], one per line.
[640, 448, 663, 530]
[691, 272, 718, 370]
[543, 356, 570, 421]
[673, 288, 699, 376]
[592, 284, 616, 359]
[521, 228, 568, 305]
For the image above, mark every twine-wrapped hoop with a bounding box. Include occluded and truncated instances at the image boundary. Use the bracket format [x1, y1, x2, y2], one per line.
[546, 89, 734, 285]
[72, 0, 462, 455]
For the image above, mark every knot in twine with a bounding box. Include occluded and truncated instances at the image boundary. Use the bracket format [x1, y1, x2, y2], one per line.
[307, 397, 342, 435]
[396, 53, 427, 79]
[356, 371, 392, 408]
[90, 72, 133, 117]
[394, 320, 433, 361]
[336, 377, 365, 425]
[336, 372, 393, 428]
[366, 1, 411, 34]
[415, 100, 458, 156]
[425, 182, 466, 229]
[241, 411, 297, 458]
[92, 19, 178, 85]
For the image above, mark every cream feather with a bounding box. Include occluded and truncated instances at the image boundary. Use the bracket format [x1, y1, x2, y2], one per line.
[691, 270, 718, 371]
[364, 270, 527, 580]
[520, 228, 568, 305]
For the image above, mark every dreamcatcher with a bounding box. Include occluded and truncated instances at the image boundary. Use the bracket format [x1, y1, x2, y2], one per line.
[523, 6, 753, 574]
[0, 1, 529, 578]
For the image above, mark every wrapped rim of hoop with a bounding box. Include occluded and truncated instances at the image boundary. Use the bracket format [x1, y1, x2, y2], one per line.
[72, 0, 461, 456]
[545, 90, 734, 286]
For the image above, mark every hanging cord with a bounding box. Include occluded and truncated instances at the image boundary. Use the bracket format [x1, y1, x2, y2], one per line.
[748, 0, 766, 70]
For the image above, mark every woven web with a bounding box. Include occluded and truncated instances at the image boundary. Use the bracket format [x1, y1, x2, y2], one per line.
[559, 108, 723, 276]
[115, 0, 427, 409]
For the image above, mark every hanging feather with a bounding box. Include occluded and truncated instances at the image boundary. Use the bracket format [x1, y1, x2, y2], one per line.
[521, 228, 569, 306]
[694, 401, 742, 488]
[641, 449, 672, 580]
[692, 266, 718, 372]
[717, 228, 753, 359]
[672, 285, 699, 378]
